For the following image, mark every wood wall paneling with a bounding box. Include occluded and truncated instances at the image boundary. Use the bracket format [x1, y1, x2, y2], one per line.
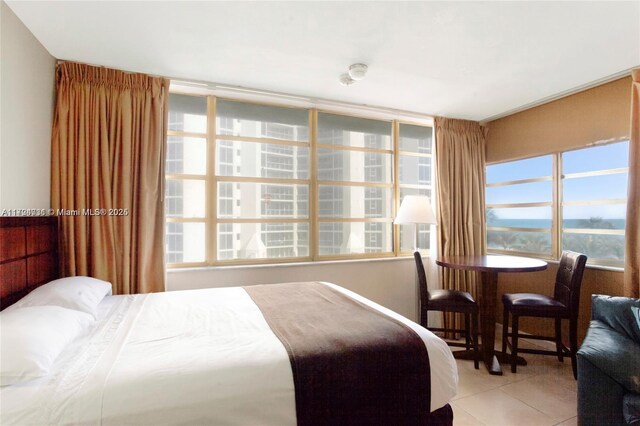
[27, 252, 57, 286]
[0, 217, 58, 309]
[27, 225, 55, 255]
[0, 260, 27, 298]
[0, 227, 25, 261]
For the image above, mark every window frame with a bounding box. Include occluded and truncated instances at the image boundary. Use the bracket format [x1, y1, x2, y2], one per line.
[485, 139, 629, 268]
[165, 93, 435, 268]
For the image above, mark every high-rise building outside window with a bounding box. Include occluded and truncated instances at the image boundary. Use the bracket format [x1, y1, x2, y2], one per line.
[165, 93, 434, 267]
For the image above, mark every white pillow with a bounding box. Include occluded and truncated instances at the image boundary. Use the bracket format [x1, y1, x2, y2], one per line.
[0, 306, 94, 386]
[11, 276, 112, 319]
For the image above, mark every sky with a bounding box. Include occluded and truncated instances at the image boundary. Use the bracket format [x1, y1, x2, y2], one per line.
[486, 141, 629, 220]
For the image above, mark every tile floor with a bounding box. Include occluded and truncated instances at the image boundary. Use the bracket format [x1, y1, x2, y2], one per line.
[449, 330, 578, 426]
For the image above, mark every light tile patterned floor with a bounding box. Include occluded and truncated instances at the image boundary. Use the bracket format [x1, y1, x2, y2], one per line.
[450, 332, 578, 426]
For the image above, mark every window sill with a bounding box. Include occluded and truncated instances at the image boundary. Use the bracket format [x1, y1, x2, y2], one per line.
[166, 253, 624, 274]
[166, 254, 419, 273]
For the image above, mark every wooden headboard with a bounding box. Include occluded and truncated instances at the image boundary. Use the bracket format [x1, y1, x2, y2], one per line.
[0, 216, 59, 310]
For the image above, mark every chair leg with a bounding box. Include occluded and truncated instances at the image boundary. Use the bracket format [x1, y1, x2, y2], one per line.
[555, 317, 564, 362]
[420, 304, 428, 329]
[502, 308, 509, 354]
[464, 314, 471, 350]
[472, 311, 480, 370]
[570, 317, 578, 380]
[511, 314, 519, 374]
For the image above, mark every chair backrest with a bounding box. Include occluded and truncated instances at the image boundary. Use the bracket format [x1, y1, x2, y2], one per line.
[414, 251, 430, 326]
[553, 251, 588, 316]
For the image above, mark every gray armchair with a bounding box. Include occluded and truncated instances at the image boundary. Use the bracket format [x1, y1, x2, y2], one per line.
[577, 295, 640, 425]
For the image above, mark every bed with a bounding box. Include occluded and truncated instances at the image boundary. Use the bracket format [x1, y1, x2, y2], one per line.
[0, 217, 458, 425]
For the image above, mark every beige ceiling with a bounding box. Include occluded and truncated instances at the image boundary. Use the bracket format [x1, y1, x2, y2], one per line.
[6, 1, 640, 120]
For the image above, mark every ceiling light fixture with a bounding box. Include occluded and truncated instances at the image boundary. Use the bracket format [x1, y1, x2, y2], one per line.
[348, 63, 368, 81]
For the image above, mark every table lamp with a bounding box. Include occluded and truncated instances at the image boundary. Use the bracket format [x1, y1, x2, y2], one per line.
[394, 195, 437, 251]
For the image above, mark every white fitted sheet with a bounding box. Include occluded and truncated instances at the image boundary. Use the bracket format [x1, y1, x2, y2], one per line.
[1, 282, 458, 425]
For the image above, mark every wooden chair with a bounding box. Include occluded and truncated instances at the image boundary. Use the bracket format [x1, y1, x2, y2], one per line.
[414, 251, 480, 369]
[501, 251, 587, 378]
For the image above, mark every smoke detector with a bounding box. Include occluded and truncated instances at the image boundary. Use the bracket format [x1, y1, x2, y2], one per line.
[339, 73, 355, 86]
[339, 63, 368, 86]
[348, 63, 368, 81]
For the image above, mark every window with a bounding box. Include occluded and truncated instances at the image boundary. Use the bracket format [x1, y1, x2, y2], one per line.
[561, 141, 628, 266]
[317, 113, 393, 255]
[165, 94, 208, 263]
[485, 140, 629, 267]
[215, 99, 310, 261]
[486, 156, 554, 257]
[165, 93, 434, 267]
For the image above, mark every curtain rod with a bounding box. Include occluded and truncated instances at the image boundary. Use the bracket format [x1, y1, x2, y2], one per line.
[56, 59, 435, 123]
[170, 80, 436, 122]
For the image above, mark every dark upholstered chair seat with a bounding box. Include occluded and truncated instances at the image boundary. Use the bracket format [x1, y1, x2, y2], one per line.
[430, 289, 478, 312]
[502, 293, 568, 316]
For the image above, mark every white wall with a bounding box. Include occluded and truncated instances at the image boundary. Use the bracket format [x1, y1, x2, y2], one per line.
[0, 1, 55, 210]
[167, 257, 442, 323]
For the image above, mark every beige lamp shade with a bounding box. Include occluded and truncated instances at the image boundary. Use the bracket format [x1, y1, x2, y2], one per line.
[394, 195, 436, 225]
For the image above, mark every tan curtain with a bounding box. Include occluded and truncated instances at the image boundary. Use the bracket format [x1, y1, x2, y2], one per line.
[625, 69, 640, 298]
[51, 62, 169, 294]
[435, 117, 487, 332]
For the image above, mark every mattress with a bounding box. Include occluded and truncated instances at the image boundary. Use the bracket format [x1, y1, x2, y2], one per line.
[0, 282, 458, 425]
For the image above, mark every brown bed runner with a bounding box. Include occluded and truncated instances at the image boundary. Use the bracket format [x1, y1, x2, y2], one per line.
[244, 282, 432, 426]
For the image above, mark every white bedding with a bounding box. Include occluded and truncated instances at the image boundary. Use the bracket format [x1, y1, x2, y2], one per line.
[0, 282, 458, 425]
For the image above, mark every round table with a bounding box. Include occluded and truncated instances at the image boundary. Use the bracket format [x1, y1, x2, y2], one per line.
[436, 255, 548, 375]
